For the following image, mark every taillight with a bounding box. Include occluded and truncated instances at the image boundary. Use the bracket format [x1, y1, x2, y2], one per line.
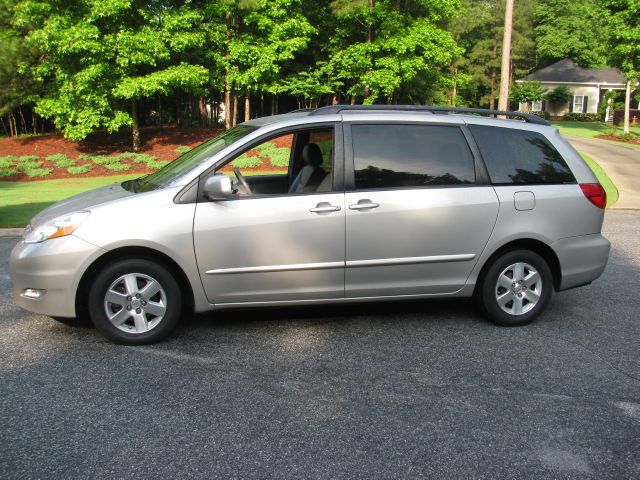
[580, 183, 607, 209]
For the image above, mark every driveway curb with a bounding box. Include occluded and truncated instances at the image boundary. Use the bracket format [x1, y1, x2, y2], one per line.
[0, 228, 23, 237]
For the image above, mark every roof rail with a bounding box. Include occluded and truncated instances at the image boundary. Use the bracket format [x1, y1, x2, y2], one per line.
[308, 104, 550, 125]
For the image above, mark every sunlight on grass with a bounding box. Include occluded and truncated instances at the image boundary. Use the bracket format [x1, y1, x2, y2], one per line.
[0, 175, 138, 227]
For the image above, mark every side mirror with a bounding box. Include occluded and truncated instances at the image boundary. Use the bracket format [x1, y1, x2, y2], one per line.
[203, 175, 233, 200]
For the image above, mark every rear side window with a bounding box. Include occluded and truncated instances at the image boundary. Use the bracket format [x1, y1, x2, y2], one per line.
[351, 124, 475, 189]
[469, 125, 575, 185]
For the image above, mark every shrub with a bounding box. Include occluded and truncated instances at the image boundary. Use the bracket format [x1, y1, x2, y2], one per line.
[91, 155, 122, 165]
[174, 145, 191, 154]
[78, 153, 102, 160]
[528, 111, 551, 120]
[0, 156, 17, 168]
[18, 159, 43, 169]
[563, 113, 601, 122]
[18, 155, 39, 163]
[0, 168, 18, 177]
[46, 154, 76, 167]
[544, 85, 572, 105]
[231, 156, 262, 168]
[146, 160, 170, 170]
[23, 167, 52, 178]
[67, 164, 93, 175]
[119, 153, 156, 164]
[104, 163, 131, 172]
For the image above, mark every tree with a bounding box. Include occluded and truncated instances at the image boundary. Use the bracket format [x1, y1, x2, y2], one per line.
[326, 0, 462, 105]
[535, 0, 610, 68]
[544, 85, 572, 106]
[497, 0, 514, 111]
[510, 80, 545, 111]
[14, 0, 210, 149]
[603, 0, 639, 135]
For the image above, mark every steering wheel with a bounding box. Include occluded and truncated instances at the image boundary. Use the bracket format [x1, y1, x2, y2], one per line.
[233, 167, 252, 195]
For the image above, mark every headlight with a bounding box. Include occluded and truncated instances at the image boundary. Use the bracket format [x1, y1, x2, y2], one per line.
[24, 211, 91, 244]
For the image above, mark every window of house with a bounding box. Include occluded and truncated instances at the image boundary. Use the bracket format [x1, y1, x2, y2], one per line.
[351, 124, 476, 189]
[573, 95, 585, 113]
[531, 100, 543, 112]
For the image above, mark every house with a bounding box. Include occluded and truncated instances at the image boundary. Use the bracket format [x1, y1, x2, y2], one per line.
[516, 59, 632, 119]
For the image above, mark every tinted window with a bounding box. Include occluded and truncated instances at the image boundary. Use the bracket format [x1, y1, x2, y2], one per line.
[469, 125, 575, 185]
[351, 124, 475, 189]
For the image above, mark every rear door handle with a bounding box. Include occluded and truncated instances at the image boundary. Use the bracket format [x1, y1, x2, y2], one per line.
[349, 200, 380, 210]
[309, 202, 341, 213]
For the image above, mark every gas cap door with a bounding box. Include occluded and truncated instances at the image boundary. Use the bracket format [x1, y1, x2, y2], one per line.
[514, 191, 535, 211]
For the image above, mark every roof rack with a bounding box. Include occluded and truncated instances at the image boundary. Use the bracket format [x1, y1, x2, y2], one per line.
[307, 104, 550, 126]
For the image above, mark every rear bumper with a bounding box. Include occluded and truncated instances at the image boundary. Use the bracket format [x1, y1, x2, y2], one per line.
[552, 233, 610, 291]
[10, 235, 105, 317]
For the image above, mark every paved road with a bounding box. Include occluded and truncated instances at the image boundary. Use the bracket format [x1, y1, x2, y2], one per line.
[566, 135, 640, 210]
[1, 211, 639, 479]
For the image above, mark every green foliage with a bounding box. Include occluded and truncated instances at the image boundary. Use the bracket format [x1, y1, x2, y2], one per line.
[0, 168, 18, 177]
[146, 160, 170, 170]
[544, 85, 572, 105]
[174, 145, 191, 154]
[563, 112, 601, 122]
[231, 156, 263, 168]
[67, 164, 93, 175]
[104, 163, 131, 172]
[23, 166, 52, 177]
[252, 141, 290, 167]
[18, 155, 39, 164]
[0, 156, 17, 168]
[535, 0, 610, 67]
[91, 156, 122, 165]
[510, 81, 545, 104]
[603, 0, 640, 78]
[46, 153, 75, 167]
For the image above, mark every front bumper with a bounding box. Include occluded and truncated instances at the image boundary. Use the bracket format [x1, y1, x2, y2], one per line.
[10, 235, 105, 317]
[552, 233, 610, 291]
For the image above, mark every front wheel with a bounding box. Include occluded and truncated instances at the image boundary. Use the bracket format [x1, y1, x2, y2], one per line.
[477, 249, 552, 327]
[87, 258, 182, 344]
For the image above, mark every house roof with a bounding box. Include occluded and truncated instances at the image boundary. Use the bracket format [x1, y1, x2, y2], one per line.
[522, 59, 626, 84]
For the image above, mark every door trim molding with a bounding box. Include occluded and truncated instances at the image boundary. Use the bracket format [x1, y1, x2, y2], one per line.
[205, 254, 475, 275]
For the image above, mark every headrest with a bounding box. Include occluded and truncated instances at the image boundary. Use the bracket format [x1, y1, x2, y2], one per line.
[302, 143, 323, 167]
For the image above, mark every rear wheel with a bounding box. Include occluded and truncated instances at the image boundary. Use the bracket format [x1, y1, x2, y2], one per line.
[477, 249, 552, 326]
[88, 258, 182, 344]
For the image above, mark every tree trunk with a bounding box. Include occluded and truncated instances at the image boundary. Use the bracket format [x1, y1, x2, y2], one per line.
[131, 99, 141, 152]
[623, 79, 631, 135]
[271, 96, 276, 115]
[497, 0, 514, 112]
[9, 112, 16, 137]
[232, 93, 238, 127]
[158, 94, 162, 127]
[32, 108, 37, 134]
[332, 93, 339, 105]
[198, 96, 208, 126]
[450, 62, 457, 107]
[489, 68, 497, 110]
[244, 93, 250, 122]
[364, 0, 374, 100]
[18, 107, 27, 134]
[176, 91, 181, 127]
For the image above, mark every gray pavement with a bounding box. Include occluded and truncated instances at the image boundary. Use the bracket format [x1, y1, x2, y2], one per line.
[566, 135, 640, 210]
[1, 211, 640, 479]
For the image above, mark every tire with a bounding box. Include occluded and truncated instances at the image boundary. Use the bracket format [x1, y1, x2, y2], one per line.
[87, 258, 182, 344]
[476, 249, 552, 327]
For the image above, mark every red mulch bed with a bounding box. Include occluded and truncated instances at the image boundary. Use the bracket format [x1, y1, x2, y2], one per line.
[0, 126, 222, 181]
[594, 134, 640, 145]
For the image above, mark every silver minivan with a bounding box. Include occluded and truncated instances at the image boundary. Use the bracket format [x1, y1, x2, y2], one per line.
[10, 106, 610, 344]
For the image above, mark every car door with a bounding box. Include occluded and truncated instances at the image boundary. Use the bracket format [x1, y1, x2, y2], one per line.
[193, 124, 345, 305]
[344, 122, 499, 297]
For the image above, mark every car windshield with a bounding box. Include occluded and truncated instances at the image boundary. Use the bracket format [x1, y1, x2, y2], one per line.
[122, 125, 258, 193]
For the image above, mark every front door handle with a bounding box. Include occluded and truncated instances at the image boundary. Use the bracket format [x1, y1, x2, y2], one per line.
[349, 200, 380, 210]
[309, 202, 341, 213]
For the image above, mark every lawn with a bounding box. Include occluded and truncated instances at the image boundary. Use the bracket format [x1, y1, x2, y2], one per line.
[0, 171, 284, 228]
[552, 121, 640, 148]
[0, 175, 138, 228]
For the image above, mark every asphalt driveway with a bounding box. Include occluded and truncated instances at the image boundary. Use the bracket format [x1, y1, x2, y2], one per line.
[1, 211, 639, 479]
[566, 135, 640, 210]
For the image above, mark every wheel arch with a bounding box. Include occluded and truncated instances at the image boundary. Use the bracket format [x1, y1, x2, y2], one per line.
[75, 246, 195, 320]
[474, 238, 562, 295]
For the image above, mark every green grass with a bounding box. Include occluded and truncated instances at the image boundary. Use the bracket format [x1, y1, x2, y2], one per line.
[580, 153, 619, 207]
[0, 175, 138, 227]
[552, 121, 640, 148]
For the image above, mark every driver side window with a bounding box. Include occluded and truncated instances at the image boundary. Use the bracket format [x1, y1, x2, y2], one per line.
[217, 127, 334, 196]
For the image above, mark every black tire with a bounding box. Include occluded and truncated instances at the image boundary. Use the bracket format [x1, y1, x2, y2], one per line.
[50, 316, 93, 328]
[87, 258, 182, 344]
[476, 249, 552, 327]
